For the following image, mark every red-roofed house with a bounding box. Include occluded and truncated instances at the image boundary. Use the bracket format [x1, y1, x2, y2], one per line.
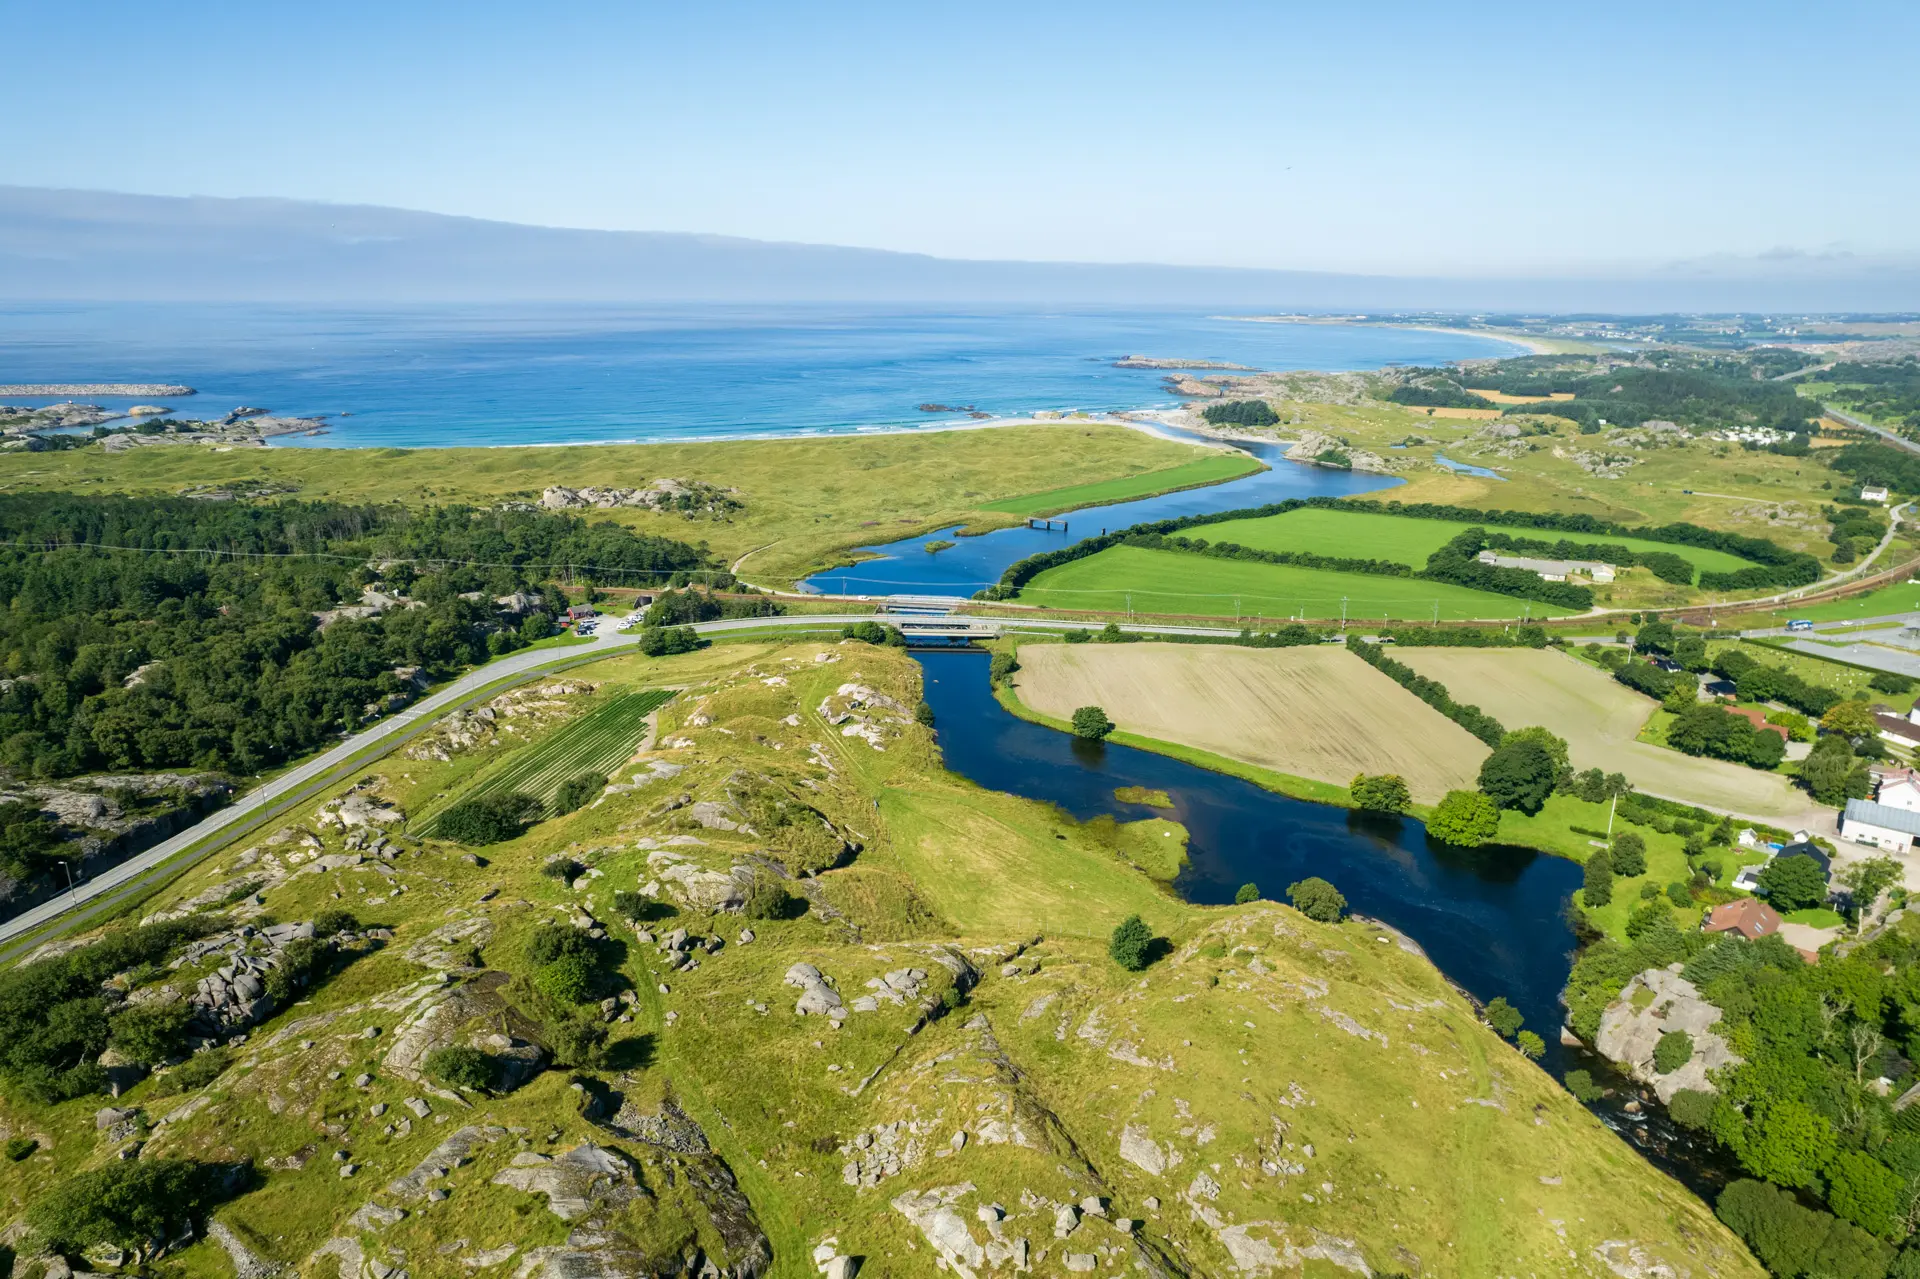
[1704, 898, 1783, 941]
[1721, 705, 1787, 739]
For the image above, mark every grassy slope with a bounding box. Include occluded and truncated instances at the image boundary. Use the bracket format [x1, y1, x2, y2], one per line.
[976, 452, 1263, 516]
[1018, 543, 1585, 621]
[0, 639, 1759, 1278]
[0, 423, 1226, 587]
[1198, 505, 1757, 573]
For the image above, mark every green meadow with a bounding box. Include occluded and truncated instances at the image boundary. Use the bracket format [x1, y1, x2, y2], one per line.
[976, 452, 1263, 516]
[1195, 506, 1759, 573]
[1016, 543, 1585, 621]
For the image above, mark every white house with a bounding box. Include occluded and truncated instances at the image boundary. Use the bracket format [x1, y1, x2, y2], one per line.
[1879, 773, 1920, 813]
[1863, 485, 1891, 504]
[1842, 798, 1920, 852]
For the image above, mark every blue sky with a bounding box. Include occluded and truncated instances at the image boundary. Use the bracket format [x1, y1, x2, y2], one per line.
[4, 0, 1916, 274]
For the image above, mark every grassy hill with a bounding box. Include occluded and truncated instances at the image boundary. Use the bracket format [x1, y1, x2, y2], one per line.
[0, 639, 1760, 1278]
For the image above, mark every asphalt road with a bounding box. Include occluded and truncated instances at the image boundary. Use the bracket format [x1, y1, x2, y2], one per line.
[0, 611, 1254, 958]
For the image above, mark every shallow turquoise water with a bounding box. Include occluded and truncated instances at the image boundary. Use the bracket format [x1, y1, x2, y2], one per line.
[0, 303, 1523, 448]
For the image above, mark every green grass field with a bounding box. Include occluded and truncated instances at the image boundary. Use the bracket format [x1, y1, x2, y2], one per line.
[1016, 543, 1585, 621]
[977, 453, 1263, 516]
[413, 687, 674, 833]
[1762, 577, 1920, 623]
[1195, 507, 1759, 574]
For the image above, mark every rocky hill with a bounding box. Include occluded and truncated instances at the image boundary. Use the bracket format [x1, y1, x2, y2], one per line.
[0, 640, 1762, 1278]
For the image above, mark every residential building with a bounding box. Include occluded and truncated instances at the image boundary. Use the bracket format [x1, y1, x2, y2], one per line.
[1876, 712, 1920, 751]
[1704, 898, 1783, 940]
[566, 604, 598, 623]
[1879, 772, 1920, 813]
[1842, 798, 1920, 853]
[1862, 485, 1891, 503]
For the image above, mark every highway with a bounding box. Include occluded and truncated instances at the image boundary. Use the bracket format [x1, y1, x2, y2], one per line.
[0, 610, 1252, 957]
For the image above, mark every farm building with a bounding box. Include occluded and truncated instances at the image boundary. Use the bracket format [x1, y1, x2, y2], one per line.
[1474, 551, 1615, 583]
[1863, 485, 1891, 503]
[1704, 898, 1783, 940]
[1842, 798, 1920, 853]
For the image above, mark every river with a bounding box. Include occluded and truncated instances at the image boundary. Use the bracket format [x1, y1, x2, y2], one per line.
[914, 647, 1739, 1198]
[800, 429, 1396, 596]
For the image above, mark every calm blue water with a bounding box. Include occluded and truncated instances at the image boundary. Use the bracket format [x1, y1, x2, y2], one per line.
[914, 648, 1585, 1066]
[916, 648, 1733, 1193]
[0, 303, 1523, 448]
[802, 428, 1396, 595]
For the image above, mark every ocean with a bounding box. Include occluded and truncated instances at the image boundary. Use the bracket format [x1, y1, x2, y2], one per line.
[0, 303, 1526, 448]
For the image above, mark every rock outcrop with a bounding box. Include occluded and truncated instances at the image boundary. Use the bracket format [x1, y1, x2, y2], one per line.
[1595, 967, 1741, 1104]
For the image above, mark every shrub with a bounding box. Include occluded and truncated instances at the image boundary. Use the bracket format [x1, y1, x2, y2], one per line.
[552, 772, 607, 815]
[312, 908, 357, 938]
[1201, 399, 1280, 428]
[546, 1013, 610, 1069]
[1717, 1178, 1893, 1279]
[914, 701, 936, 727]
[107, 1001, 192, 1066]
[5, 1136, 35, 1161]
[1610, 832, 1647, 877]
[1563, 1069, 1602, 1102]
[1483, 996, 1524, 1038]
[1427, 790, 1500, 847]
[1653, 1030, 1693, 1073]
[1109, 915, 1154, 971]
[1668, 1088, 1717, 1130]
[1667, 881, 1693, 908]
[1516, 1030, 1544, 1058]
[1349, 773, 1411, 814]
[610, 891, 650, 922]
[425, 1045, 496, 1092]
[841, 620, 889, 645]
[1064, 628, 1091, 644]
[535, 954, 596, 1005]
[541, 857, 586, 882]
[27, 1159, 226, 1260]
[1583, 850, 1614, 908]
[742, 869, 800, 921]
[1287, 877, 1347, 923]
[524, 923, 595, 969]
[1234, 883, 1260, 905]
[437, 791, 541, 845]
[1477, 736, 1559, 814]
[1758, 853, 1829, 912]
[1071, 706, 1115, 740]
[988, 650, 1019, 684]
[638, 625, 701, 656]
[151, 1049, 232, 1096]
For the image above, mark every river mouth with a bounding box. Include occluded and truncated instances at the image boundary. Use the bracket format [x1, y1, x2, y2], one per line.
[914, 646, 1739, 1198]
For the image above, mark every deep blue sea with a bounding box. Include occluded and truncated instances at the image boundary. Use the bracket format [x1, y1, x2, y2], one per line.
[0, 303, 1524, 448]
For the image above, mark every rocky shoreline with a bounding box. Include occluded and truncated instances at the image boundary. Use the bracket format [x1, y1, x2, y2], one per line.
[1112, 355, 1256, 371]
[0, 383, 195, 396]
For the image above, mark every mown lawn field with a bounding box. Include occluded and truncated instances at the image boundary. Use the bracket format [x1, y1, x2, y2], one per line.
[1195, 506, 1760, 574]
[1758, 577, 1920, 623]
[977, 452, 1263, 516]
[413, 687, 674, 833]
[1016, 543, 1584, 621]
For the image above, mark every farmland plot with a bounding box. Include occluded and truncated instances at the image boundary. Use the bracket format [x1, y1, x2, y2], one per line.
[1012, 642, 1488, 802]
[1392, 648, 1828, 826]
[414, 688, 675, 835]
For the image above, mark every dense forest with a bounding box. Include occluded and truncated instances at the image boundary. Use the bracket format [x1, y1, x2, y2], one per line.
[0, 494, 717, 781]
[1441, 352, 1825, 435]
[1820, 357, 1920, 431]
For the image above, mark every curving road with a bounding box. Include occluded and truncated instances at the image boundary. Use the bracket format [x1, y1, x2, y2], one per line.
[0, 611, 1254, 958]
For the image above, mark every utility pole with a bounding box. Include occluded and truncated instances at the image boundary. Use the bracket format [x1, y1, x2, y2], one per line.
[61, 860, 77, 903]
[1340, 596, 1348, 629]
[1606, 793, 1617, 841]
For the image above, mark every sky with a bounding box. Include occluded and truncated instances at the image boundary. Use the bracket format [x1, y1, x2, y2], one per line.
[3, 0, 1917, 277]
